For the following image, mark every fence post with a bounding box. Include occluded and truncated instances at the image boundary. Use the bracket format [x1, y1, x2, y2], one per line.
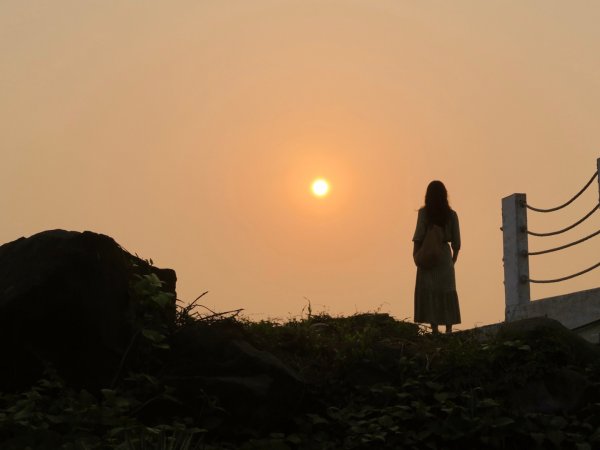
[502, 193, 530, 321]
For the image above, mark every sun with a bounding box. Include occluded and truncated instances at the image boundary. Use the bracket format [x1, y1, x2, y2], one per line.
[311, 178, 330, 197]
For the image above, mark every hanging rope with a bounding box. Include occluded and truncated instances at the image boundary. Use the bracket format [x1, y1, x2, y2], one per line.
[527, 204, 600, 237]
[528, 228, 600, 256]
[529, 261, 600, 283]
[525, 171, 598, 213]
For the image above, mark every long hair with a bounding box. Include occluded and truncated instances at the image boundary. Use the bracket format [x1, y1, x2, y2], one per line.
[424, 180, 451, 226]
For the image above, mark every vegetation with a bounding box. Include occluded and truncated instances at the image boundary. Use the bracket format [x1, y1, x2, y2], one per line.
[1, 276, 600, 449]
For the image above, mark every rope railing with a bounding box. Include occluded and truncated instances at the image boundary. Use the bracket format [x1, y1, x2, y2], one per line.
[527, 228, 600, 256]
[528, 261, 600, 284]
[522, 165, 600, 282]
[502, 158, 600, 314]
[524, 170, 598, 213]
[526, 204, 599, 237]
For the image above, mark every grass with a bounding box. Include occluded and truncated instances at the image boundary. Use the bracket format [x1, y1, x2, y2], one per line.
[2, 277, 600, 449]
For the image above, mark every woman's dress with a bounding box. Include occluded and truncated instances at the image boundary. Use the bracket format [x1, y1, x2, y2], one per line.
[412, 208, 461, 325]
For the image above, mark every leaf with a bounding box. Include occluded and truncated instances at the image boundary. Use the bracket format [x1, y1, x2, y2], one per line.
[425, 381, 443, 391]
[286, 434, 302, 445]
[13, 408, 31, 421]
[393, 405, 411, 412]
[491, 417, 515, 428]
[478, 398, 500, 408]
[145, 273, 163, 288]
[107, 426, 129, 437]
[530, 432, 546, 445]
[378, 415, 395, 427]
[114, 396, 131, 410]
[378, 385, 399, 396]
[546, 430, 565, 446]
[144, 426, 162, 436]
[45, 414, 64, 424]
[395, 392, 411, 400]
[125, 373, 158, 386]
[550, 416, 568, 429]
[152, 342, 171, 350]
[416, 428, 433, 440]
[142, 329, 165, 343]
[306, 414, 328, 426]
[101, 389, 116, 402]
[78, 390, 97, 406]
[152, 292, 173, 308]
[434, 392, 449, 403]
[326, 407, 341, 420]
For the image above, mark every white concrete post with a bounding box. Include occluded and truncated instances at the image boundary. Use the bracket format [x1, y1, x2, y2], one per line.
[502, 193, 530, 321]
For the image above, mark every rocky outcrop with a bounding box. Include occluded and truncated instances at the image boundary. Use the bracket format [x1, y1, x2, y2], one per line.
[496, 318, 600, 414]
[0, 229, 304, 431]
[497, 317, 600, 365]
[0, 230, 176, 390]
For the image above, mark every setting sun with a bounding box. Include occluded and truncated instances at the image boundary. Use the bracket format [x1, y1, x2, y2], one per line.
[311, 178, 330, 197]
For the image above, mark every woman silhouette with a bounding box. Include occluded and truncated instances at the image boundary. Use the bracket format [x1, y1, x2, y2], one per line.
[412, 181, 461, 333]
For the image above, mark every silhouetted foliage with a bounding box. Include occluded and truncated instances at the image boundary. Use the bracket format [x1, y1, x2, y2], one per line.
[2, 251, 600, 448]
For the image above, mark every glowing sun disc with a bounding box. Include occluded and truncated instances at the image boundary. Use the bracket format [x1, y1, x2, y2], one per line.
[311, 178, 329, 197]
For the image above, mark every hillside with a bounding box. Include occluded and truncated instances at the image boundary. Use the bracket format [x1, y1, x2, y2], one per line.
[1, 231, 599, 449]
[2, 308, 600, 449]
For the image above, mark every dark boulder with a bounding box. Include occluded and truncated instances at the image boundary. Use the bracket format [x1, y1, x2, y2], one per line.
[509, 368, 592, 414]
[498, 317, 600, 365]
[0, 229, 305, 431]
[498, 317, 600, 413]
[0, 230, 176, 390]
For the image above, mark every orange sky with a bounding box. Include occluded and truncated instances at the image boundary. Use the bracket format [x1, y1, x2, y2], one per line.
[1, 1, 599, 327]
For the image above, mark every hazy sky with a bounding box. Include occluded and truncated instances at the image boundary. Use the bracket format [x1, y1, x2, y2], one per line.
[2, 1, 599, 327]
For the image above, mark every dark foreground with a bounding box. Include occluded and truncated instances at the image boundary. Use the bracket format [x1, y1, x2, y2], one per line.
[1, 231, 600, 449]
[3, 310, 600, 449]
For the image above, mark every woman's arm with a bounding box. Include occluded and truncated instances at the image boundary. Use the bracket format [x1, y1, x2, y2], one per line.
[451, 211, 461, 264]
[451, 247, 459, 264]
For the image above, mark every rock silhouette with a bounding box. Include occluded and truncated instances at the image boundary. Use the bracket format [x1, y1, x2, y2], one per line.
[0, 230, 176, 390]
[0, 229, 303, 431]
